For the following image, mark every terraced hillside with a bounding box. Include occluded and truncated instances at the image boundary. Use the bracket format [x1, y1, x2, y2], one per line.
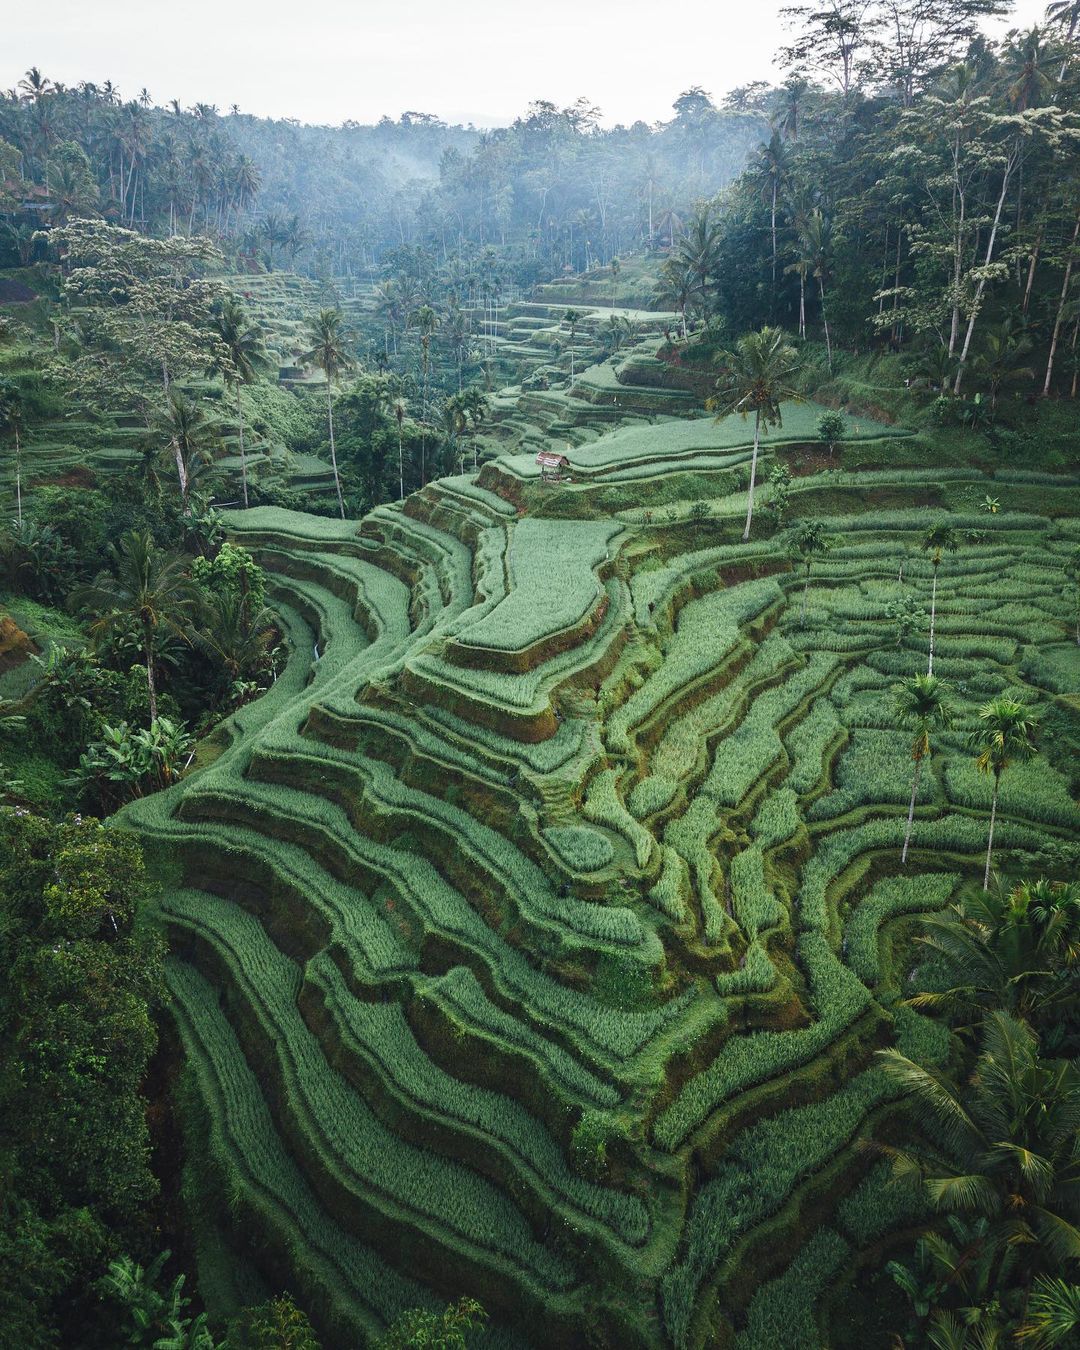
[122, 412, 1080, 1348]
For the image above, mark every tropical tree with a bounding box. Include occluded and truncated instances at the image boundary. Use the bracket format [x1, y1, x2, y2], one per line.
[656, 256, 693, 339]
[302, 309, 354, 519]
[393, 398, 407, 501]
[379, 1297, 487, 1350]
[709, 326, 801, 541]
[973, 319, 1035, 412]
[1018, 1275, 1080, 1346]
[47, 221, 226, 400]
[798, 208, 834, 369]
[922, 523, 959, 676]
[670, 202, 723, 318]
[77, 530, 200, 724]
[971, 696, 1039, 890]
[787, 519, 835, 624]
[196, 591, 277, 701]
[260, 213, 290, 270]
[893, 674, 954, 864]
[879, 1013, 1080, 1301]
[909, 879, 1080, 1035]
[415, 304, 440, 484]
[210, 298, 267, 508]
[158, 390, 219, 512]
[563, 308, 581, 386]
[100, 1250, 213, 1349]
[754, 130, 790, 290]
[816, 409, 846, 457]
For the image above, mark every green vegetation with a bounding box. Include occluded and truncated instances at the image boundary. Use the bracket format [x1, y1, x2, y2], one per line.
[3, 8, 1080, 1348]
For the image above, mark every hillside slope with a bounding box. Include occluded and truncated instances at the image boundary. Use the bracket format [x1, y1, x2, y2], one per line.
[121, 413, 1080, 1348]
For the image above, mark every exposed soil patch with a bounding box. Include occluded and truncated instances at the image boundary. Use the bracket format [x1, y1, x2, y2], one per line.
[777, 447, 839, 476]
[0, 277, 37, 303]
[0, 614, 35, 675]
[34, 465, 98, 489]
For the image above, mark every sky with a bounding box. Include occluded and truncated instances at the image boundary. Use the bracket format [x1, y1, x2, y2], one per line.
[4, 0, 1052, 129]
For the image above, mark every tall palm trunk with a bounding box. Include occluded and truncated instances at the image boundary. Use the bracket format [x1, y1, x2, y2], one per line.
[397, 425, 404, 502]
[1071, 318, 1080, 400]
[818, 276, 832, 370]
[983, 771, 1000, 891]
[798, 272, 806, 339]
[954, 151, 1017, 395]
[326, 381, 345, 520]
[236, 383, 249, 508]
[1022, 223, 1043, 315]
[902, 755, 923, 864]
[1043, 205, 1080, 396]
[928, 562, 939, 676]
[172, 440, 189, 511]
[743, 410, 761, 543]
[771, 181, 778, 287]
[143, 625, 158, 724]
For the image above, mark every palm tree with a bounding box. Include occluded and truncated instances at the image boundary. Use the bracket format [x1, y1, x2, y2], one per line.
[972, 697, 1039, 890]
[610, 255, 620, 309]
[1019, 1276, 1080, 1345]
[563, 308, 581, 386]
[197, 591, 277, 695]
[159, 391, 219, 513]
[783, 193, 818, 341]
[393, 398, 407, 501]
[893, 674, 953, 864]
[210, 299, 267, 508]
[283, 213, 311, 265]
[973, 320, 1034, 413]
[1047, 0, 1080, 81]
[909, 880, 1080, 1033]
[755, 130, 789, 289]
[18, 67, 53, 104]
[77, 531, 200, 724]
[797, 208, 834, 369]
[787, 519, 834, 625]
[260, 212, 290, 270]
[414, 304, 440, 484]
[709, 327, 800, 542]
[670, 203, 722, 318]
[656, 257, 693, 339]
[302, 309, 354, 519]
[460, 386, 489, 470]
[922, 523, 959, 676]
[879, 1012, 1080, 1295]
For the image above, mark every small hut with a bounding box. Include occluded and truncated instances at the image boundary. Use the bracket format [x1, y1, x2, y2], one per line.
[535, 450, 570, 484]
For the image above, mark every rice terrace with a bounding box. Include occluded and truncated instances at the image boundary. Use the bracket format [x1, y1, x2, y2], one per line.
[2, 5, 1080, 1349]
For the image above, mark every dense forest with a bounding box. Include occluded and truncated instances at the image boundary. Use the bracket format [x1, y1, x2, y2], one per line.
[1, 1, 1080, 1347]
